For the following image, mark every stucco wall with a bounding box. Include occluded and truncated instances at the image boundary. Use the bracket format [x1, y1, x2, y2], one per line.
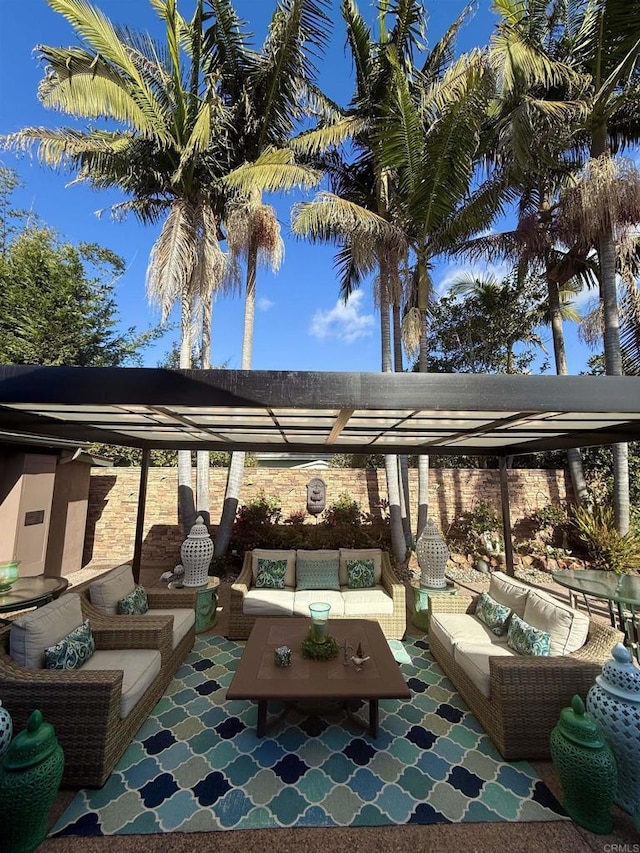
[84, 466, 572, 568]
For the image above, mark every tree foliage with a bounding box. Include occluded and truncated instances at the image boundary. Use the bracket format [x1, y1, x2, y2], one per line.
[0, 169, 158, 367]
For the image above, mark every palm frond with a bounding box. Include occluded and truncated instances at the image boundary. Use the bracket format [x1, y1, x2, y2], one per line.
[146, 199, 198, 321]
[222, 148, 321, 194]
[291, 192, 404, 245]
[45, 0, 169, 132]
[289, 116, 365, 156]
[341, 0, 374, 102]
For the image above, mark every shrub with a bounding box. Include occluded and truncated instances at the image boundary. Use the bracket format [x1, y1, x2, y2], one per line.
[322, 493, 363, 527]
[447, 500, 503, 557]
[571, 504, 640, 574]
[284, 508, 307, 526]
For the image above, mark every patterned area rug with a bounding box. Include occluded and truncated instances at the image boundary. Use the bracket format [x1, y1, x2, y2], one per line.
[52, 635, 566, 836]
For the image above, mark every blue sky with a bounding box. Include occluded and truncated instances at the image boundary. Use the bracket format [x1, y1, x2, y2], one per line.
[0, 0, 595, 373]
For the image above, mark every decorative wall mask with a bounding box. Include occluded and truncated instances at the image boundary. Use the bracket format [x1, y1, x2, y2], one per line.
[306, 477, 327, 516]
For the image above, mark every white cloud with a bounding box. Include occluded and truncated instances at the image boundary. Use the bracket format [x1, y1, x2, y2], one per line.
[257, 296, 274, 312]
[309, 291, 375, 344]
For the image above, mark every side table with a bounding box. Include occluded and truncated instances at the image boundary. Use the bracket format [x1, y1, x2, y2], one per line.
[170, 577, 220, 633]
[412, 583, 457, 631]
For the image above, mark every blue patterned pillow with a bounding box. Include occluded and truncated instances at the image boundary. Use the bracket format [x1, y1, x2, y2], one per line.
[117, 585, 149, 614]
[296, 557, 341, 591]
[346, 558, 375, 589]
[255, 558, 287, 589]
[507, 613, 551, 656]
[475, 591, 512, 636]
[44, 619, 95, 670]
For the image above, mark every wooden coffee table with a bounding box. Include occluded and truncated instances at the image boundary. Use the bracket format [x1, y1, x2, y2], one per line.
[226, 617, 411, 738]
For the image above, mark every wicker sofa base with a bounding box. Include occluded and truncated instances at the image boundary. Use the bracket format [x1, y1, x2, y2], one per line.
[428, 596, 623, 760]
[0, 606, 195, 788]
[228, 551, 406, 641]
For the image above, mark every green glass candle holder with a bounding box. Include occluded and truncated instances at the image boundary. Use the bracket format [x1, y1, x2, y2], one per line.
[0, 561, 20, 592]
[308, 602, 331, 644]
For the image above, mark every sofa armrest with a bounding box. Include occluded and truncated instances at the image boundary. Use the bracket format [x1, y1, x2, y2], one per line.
[147, 587, 198, 608]
[380, 553, 405, 610]
[231, 552, 253, 597]
[488, 619, 624, 701]
[429, 593, 477, 614]
[90, 612, 174, 652]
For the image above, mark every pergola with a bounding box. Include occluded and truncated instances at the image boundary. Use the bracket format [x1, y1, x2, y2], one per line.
[1, 365, 639, 579]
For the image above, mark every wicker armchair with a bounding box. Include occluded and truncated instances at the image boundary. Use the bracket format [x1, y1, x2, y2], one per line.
[0, 595, 190, 788]
[77, 577, 198, 676]
[428, 592, 623, 760]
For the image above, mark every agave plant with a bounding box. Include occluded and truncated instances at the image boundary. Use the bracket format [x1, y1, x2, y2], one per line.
[571, 503, 640, 573]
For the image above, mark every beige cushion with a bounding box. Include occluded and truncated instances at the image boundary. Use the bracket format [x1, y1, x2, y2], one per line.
[342, 586, 393, 616]
[489, 572, 531, 618]
[292, 590, 345, 617]
[523, 590, 590, 656]
[81, 649, 161, 719]
[89, 564, 136, 615]
[141, 608, 194, 649]
[454, 642, 520, 698]
[251, 550, 297, 588]
[10, 594, 84, 669]
[339, 549, 382, 586]
[243, 588, 295, 616]
[429, 613, 509, 657]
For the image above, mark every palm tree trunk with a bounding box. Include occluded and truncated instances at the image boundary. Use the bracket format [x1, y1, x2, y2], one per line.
[381, 297, 406, 563]
[392, 303, 412, 547]
[416, 305, 429, 538]
[215, 240, 257, 556]
[599, 229, 630, 533]
[196, 296, 212, 528]
[590, 129, 630, 533]
[546, 274, 588, 504]
[178, 291, 195, 535]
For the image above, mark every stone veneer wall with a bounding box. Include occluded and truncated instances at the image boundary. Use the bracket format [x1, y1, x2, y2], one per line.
[84, 466, 572, 569]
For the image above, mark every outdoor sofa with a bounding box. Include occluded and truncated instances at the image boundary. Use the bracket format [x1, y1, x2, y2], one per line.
[0, 573, 197, 788]
[229, 548, 406, 640]
[428, 571, 623, 760]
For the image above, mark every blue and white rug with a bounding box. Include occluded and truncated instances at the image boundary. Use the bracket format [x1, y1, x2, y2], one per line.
[52, 635, 566, 836]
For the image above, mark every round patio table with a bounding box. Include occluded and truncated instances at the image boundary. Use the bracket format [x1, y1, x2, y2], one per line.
[552, 568, 640, 660]
[0, 575, 69, 623]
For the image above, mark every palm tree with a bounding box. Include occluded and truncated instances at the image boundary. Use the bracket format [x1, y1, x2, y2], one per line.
[203, 0, 331, 557]
[3, 0, 322, 538]
[558, 0, 640, 531]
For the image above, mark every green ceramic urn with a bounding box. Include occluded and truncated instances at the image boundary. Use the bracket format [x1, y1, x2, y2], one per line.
[550, 694, 617, 834]
[0, 709, 65, 853]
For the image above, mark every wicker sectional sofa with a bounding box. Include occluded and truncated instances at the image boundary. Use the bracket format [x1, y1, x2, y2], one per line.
[229, 548, 406, 640]
[428, 572, 623, 760]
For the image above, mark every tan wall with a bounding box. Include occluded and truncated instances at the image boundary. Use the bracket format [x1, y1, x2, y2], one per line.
[84, 466, 572, 569]
[45, 460, 91, 578]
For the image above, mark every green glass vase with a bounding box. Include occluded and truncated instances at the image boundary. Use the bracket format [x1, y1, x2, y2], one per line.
[550, 694, 617, 834]
[0, 709, 65, 853]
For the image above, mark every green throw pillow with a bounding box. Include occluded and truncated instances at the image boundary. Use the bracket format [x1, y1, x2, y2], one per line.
[255, 558, 287, 589]
[44, 619, 95, 670]
[117, 585, 149, 615]
[346, 558, 375, 589]
[296, 557, 341, 591]
[507, 613, 551, 656]
[475, 591, 512, 636]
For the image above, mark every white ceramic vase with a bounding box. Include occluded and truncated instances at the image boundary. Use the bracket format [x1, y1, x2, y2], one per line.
[416, 517, 449, 589]
[586, 642, 640, 815]
[0, 700, 12, 761]
[180, 515, 214, 587]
